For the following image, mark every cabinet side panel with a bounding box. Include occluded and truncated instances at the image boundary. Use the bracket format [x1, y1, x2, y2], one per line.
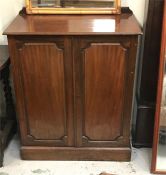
[84, 44, 126, 141]
[19, 43, 66, 140]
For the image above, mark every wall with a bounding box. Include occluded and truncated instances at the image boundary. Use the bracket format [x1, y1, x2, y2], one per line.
[128, 0, 146, 26]
[0, 0, 146, 45]
[0, 0, 25, 45]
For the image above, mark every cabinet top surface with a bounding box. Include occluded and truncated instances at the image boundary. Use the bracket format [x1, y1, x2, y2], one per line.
[4, 13, 142, 36]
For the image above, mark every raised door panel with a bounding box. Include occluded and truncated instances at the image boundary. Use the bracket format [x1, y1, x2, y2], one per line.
[84, 44, 125, 141]
[10, 37, 74, 146]
[74, 37, 137, 147]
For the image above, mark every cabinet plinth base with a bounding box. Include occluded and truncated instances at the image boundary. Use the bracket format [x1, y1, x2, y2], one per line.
[21, 146, 131, 161]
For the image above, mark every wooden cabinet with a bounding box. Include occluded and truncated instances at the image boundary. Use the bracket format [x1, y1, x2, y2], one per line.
[4, 13, 141, 161]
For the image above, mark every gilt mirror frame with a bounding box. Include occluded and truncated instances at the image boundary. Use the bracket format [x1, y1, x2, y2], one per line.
[26, 0, 121, 14]
[151, 0, 166, 174]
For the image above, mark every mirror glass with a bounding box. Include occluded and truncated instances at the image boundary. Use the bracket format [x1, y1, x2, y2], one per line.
[156, 45, 166, 171]
[31, 0, 115, 8]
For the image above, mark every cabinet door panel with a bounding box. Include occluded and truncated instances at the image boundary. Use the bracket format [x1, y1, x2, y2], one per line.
[11, 37, 74, 146]
[74, 37, 137, 147]
[84, 44, 125, 141]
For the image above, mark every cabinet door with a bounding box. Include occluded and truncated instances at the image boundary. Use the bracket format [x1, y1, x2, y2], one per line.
[9, 36, 74, 147]
[74, 36, 138, 147]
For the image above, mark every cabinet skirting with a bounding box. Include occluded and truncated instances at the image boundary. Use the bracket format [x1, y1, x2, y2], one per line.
[21, 146, 131, 161]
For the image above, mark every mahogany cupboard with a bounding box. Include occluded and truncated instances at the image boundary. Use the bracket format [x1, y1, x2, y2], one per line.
[4, 13, 142, 161]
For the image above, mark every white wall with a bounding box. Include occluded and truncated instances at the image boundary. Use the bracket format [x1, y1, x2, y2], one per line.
[128, 0, 146, 26]
[0, 0, 25, 45]
[121, 0, 128, 7]
[0, 0, 145, 45]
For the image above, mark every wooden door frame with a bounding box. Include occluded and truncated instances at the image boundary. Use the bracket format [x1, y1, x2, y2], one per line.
[133, 0, 164, 148]
[151, 0, 166, 173]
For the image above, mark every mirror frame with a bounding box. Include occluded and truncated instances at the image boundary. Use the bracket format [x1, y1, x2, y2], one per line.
[25, 0, 121, 14]
[151, 0, 166, 174]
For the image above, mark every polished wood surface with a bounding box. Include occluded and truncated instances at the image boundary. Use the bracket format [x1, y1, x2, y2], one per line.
[20, 43, 66, 140]
[4, 14, 141, 36]
[5, 13, 141, 160]
[151, 1, 166, 174]
[74, 36, 138, 147]
[84, 43, 125, 142]
[17, 38, 73, 146]
[21, 146, 131, 161]
[8, 36, 74, 147]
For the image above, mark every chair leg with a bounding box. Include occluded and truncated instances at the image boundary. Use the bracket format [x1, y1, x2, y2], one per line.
[1, 59, 16, 121]
[0, 58, 16, 167]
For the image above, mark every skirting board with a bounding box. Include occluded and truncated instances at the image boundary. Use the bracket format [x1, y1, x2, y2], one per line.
[21, 147, 131, 161]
